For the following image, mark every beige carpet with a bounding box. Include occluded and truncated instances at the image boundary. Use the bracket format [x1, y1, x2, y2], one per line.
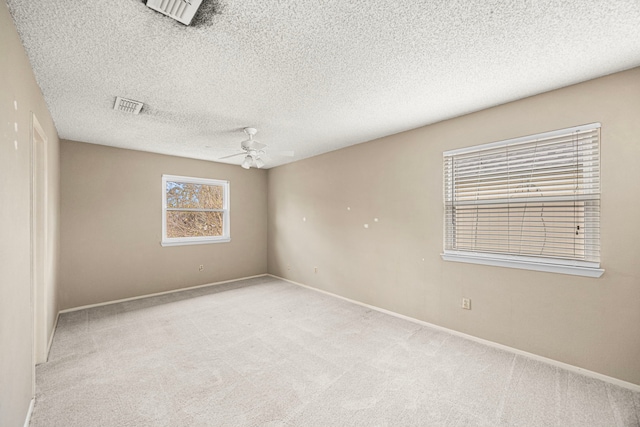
[32, 276, 639, 426]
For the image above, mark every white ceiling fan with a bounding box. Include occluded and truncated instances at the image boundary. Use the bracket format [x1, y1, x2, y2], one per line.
[219, 128, 294, 169]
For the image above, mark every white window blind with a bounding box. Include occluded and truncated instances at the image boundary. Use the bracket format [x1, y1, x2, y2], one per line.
[443, 123, 602, 277]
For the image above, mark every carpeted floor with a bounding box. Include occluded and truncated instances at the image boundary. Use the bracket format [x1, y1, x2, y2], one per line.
[32, 276, 639, 426]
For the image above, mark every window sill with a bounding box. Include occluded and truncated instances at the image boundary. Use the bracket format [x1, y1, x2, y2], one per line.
[441, 252, 604, 278]
[161, 237, 230, 247]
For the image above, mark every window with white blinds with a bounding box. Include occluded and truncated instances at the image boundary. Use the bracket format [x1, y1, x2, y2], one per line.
[442, 123, 603, 278]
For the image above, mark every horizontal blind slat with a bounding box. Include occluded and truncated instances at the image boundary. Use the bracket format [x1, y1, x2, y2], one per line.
[450, 130, 599, 160]
[452, 145, 600, 173]
[449, 195, 599, 205]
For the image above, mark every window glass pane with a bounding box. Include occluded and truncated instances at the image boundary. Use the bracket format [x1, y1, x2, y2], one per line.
[166, 182, 223, 209]
[166, 211, 223, 238]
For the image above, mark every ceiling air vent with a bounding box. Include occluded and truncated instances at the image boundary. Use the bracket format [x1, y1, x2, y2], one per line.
[113, 97, 144, 114]
[146, 0, 203, 26]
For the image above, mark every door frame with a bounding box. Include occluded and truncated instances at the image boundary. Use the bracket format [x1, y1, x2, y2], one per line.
[30, 112, 48, 396]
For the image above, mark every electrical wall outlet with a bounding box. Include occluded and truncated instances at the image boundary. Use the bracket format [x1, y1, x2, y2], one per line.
[314, 267, 318, 274]
[199, 265, 204, 271]
[461, 298, 471, 310]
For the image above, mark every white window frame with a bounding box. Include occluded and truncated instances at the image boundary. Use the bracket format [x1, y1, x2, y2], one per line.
[442, 124, 604, 278]
[161, 174, 230, 246]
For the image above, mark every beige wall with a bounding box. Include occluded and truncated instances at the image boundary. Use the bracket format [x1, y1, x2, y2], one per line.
[59, 141, 268, 309]
[268, 68, 640, 385]
[0, 1, 60, 425]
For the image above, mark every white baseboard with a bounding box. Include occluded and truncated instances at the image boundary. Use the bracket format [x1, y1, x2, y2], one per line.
[59, 274, 269, 313]
[23, 398, 34, 427]
[269, 274, 640, 392]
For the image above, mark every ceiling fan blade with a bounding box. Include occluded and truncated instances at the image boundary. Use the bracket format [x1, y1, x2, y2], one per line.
[269, 150, 294, 157]
[218, 152, 246, 160]
[247, 140, 267, 150]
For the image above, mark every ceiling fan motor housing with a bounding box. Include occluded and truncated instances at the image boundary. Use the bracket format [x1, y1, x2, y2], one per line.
[218, 127, 293, 169]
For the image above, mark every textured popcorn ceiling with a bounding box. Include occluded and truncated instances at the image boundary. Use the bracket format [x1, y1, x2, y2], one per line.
[7, 1, 640, 168]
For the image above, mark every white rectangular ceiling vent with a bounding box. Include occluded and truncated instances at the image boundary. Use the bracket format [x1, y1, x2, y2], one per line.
[114, 97, 144, 114]
[146, 0, 203, 26]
